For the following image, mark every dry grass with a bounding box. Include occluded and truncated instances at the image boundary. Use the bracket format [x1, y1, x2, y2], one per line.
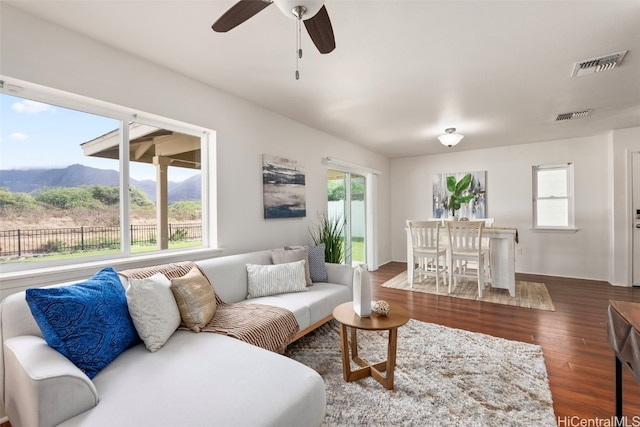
[1, 206, 159, 230]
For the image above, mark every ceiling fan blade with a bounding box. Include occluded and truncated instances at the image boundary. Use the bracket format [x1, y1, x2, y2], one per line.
[212, 0, 272, 33]
[304, 5, 336, 54]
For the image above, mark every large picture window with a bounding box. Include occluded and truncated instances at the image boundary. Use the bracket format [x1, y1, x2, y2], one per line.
[532, 164, 574, 229]
[0, 89, 212, 271]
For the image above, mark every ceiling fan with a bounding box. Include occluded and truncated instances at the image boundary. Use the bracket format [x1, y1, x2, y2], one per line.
[212, 0, 336, 55]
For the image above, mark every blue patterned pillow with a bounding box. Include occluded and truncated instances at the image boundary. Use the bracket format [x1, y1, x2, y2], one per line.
[308, 244, 329, 282]
[25, 267, 140, 379]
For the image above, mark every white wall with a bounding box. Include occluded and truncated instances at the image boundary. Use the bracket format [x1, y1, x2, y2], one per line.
[0, 5, 391, 265]
[391, 132, 639, 283]
[610, 127, 640, 285]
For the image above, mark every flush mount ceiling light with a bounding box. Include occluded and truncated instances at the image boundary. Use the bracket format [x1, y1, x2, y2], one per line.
[274, 0, 325, 20]
[438, 128, 464, 148]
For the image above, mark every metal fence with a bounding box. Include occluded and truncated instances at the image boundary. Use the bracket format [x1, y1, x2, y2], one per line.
[0, 223, 202, 258]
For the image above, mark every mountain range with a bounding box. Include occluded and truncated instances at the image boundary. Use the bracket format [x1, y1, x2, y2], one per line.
[0, 164, 201, 203]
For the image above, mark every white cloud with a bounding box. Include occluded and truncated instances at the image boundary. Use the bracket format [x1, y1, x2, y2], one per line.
[11, 100, 54, 114]
[10, 132, 28, 141]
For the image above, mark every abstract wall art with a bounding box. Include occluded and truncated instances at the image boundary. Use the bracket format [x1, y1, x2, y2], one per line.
[262, 154, 306, 219]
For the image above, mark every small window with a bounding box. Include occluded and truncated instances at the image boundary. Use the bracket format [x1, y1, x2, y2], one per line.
[532, 164, 574, 229]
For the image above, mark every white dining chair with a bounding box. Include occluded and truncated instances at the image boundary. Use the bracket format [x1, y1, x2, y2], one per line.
[446, 220, 488, 297]
[483, 218, 495, 227]
[407, 220, 448, 291]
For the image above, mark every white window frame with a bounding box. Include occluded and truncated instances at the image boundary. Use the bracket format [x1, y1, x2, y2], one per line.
[532, 163, 577, 232]
[0, 77, 220, 290]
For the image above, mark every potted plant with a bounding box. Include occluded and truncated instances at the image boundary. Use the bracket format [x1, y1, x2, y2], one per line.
[310, 213, 347, 264]
[447, 173, 474, 219]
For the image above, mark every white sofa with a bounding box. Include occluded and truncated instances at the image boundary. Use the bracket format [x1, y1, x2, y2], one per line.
[0, 249, 354, 427]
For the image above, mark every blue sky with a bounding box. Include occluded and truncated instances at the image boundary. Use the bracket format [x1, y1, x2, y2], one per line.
[0, 93, 198, 182]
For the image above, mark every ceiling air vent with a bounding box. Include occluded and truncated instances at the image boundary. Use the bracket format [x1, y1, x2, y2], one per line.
[555, 109, 593, 121]
[572, 51, 628, 77]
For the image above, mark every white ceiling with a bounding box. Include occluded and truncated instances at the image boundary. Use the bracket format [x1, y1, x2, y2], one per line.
[6, 0, 640, 158]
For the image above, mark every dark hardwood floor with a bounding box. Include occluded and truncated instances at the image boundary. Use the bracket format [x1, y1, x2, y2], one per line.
[370, 262, 640, 423]
[2, 262, 638, 426]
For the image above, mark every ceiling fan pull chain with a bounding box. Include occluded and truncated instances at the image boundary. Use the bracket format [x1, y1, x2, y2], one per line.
[295, 16, 302, 80]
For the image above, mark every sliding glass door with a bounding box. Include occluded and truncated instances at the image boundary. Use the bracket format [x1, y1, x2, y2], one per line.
[328, 170, 366, 266]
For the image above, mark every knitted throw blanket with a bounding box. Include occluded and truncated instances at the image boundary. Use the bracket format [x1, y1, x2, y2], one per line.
[120, 261, 300, 354]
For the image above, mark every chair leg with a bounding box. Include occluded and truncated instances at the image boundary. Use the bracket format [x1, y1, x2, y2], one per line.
[477, 256, 485, 298]
[435, 257, 440, 292]
[409, 260, 414, 288]
[441, 255, 448, 292]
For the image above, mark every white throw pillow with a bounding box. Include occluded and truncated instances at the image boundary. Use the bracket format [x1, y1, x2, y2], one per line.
[126, 273, 181, 352]
[246, 260, 308, 299]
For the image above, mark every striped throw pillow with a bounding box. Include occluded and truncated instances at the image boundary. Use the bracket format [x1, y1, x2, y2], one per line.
[246, 260, 308, 299]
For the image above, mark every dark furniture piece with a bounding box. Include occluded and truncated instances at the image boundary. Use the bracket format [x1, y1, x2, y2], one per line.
[607, 300, 640, 422]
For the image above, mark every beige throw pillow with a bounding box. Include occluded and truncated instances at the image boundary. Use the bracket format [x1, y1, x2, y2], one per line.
[272, 247, 312, 286]
[170, 267, 217, 332]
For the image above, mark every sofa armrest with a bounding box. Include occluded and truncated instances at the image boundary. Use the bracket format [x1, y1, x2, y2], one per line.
[325, 263, 354, 289]
[4, 336, 98, 427]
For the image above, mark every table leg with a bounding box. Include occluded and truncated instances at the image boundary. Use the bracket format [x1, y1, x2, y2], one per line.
[615, 355, 623, 422]
[338, 324, 401, 390]
[488, 235, 516, 297]
[339, 323, 351, 381]
[350, 326, 359, 359]
[385, 327, 398, 390]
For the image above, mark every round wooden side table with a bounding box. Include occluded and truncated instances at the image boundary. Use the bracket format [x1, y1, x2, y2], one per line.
[332, 302, 410, 390]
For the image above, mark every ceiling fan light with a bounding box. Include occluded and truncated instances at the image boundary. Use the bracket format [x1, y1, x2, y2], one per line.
[438, 128, 464, 147]
[274, 0, 324, 19]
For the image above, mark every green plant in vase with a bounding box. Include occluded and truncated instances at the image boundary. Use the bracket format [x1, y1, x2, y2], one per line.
[310, 213, 347, 264]
[447, 173, 474, 219]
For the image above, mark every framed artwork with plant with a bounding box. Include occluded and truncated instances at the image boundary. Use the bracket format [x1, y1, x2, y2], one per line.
[432, 171, 486, 219]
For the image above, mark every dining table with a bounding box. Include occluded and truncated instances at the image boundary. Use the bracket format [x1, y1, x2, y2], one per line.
[406, 220, 518, 297]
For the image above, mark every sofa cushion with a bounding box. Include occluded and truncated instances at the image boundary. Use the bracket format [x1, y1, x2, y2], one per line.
[25, 266, 139, 379]
[244, 282, 352, 328]
[308, 244, 329, 282]
[246, 260, 308, 299]
[58, 331, 326, 427]
[170, 267, 217, 332]
[126, 273, 181, 352]
[195, 250, 273, 304]
[272, 247, 312, 286]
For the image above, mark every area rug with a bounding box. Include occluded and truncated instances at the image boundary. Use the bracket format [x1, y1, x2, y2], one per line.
[382, 271, 555, 311]
[285, 319, 556, 427]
